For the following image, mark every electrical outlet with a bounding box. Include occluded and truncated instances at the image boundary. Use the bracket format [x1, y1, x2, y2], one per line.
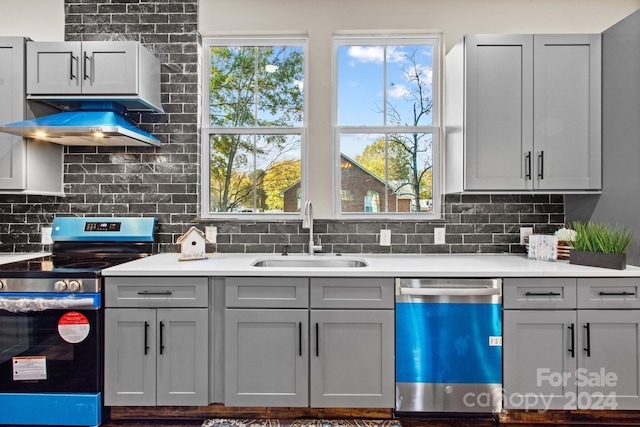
[434, 227, 446, 244]
[380, 229, 391, 246]
[41, 226, 53, 245]
[205, 226, 217, 244]
[520, 227, 534, 245]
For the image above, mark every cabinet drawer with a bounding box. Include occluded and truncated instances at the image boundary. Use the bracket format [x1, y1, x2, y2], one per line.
[578, 278, 640, 309]
[310, 278, 394, 309]
[225, 277, 309, 308]
[105, 277, 208, 308]
[503, 278, 576, 309]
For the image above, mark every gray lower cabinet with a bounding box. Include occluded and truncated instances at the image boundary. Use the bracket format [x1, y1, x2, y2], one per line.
[104, 277, 209, 406]
[504, 277, 640, 410]
[225, 308, 309, 407]
[310, 309, 394, 408]
[224, 277, 394, 408]
[0, 37, 63, 195]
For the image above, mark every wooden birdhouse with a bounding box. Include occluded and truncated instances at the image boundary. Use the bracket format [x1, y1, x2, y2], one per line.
[177, 226, 207, 261]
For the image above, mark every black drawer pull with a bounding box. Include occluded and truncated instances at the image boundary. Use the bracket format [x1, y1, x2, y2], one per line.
[525, 291, 561, 296]
[599, 291, 636, 296]
[315, 323, 319, 357]
[584, 323, 591, 357]
[137, 291, 173, 296]
[298, 322, 302, 357]
[144, 321, 149, 355]
[568, 323, 575, 358]
[159, 321, 165, 355]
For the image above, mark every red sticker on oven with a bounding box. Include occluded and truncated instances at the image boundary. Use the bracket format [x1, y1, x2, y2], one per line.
[58, 311, 90, 343]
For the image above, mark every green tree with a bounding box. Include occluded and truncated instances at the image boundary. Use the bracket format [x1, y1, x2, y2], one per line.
[355, 137, 410, 181]
[373, 47, 434, 211]
[208, 45, 304, 212]
[262, 159, 301, 211]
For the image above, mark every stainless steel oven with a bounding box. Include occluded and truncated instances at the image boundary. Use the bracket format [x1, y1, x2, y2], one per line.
[0, 217, 156, 427]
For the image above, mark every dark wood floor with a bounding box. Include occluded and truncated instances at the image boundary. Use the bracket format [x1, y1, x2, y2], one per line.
[100, 418, 498, 427]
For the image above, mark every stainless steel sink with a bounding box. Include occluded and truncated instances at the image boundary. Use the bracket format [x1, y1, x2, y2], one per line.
[252, 256, 368, 268]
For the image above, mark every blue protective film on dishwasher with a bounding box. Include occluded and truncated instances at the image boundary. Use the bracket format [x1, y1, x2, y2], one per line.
[395, 302, 502, 384]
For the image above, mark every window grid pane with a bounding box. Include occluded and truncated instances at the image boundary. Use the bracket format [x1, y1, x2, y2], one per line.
[336, 36, 439, 216]
[204, 38, 306, 217]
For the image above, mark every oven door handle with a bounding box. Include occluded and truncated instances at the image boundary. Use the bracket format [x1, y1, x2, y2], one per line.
[398, 287, 501, 297]
[0, 296, 98, 313]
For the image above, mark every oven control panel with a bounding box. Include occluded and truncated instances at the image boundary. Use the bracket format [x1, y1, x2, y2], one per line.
[84, 221, 121, 232]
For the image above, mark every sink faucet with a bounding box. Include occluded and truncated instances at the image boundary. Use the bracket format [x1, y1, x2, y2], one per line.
[302, 200, 322, 255]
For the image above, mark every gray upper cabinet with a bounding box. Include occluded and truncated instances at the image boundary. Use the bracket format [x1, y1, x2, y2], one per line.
[26, 41, 162, 112]
[533, 35, 601, 191]
[445, 34, 601, 193]
[0, 37, 63, 195]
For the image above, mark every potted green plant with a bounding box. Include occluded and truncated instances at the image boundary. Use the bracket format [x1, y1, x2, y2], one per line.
[568, 221, 633, 269]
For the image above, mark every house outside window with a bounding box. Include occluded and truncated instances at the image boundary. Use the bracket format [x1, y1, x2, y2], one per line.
[334, 36, 441, 218]
[201, 38, 307, 218]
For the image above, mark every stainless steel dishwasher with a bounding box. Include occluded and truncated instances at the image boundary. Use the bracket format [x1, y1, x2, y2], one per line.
[395, 278, 502, 414]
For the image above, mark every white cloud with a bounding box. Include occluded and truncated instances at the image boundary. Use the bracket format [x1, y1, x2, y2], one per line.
[347, 46, 407, 64]
[387, 84, 410, 99]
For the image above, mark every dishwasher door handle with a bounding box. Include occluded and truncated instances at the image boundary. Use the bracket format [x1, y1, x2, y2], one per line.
[399, 287, 501, 296]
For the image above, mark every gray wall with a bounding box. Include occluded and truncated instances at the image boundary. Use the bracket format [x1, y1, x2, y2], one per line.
[0, 0, 565, 255]
[565, 8, 640, 266]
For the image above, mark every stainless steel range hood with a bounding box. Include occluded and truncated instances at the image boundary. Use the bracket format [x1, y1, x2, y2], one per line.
[0, 101, 161, 147]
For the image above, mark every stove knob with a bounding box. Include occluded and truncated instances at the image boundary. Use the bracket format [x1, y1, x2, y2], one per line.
[68, 280, 81, 292]
[54, 280, 68, 292]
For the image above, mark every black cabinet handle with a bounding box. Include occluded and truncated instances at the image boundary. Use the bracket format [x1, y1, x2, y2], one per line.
[568, 323, 575, 358]
[584, 323, 591, 357]
[599, 291, 636, 296]
[525, 291, 561, 296]
[315, 323, 319, 357]
[83, 52, 91, 81]
[137, 291, 173, 296]
[159, 321, 165, 355]
[298, 322, 302, 357]
[538, 151, 544, 179]
[69, 53, 77, 80]
[144, 321, 149, 355]
[525, 151, 532, 180]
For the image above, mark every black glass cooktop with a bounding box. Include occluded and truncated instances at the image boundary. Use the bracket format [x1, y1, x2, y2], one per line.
[0, 254, 147, 278]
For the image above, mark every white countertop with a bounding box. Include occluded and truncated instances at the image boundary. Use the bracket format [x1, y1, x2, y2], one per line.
[101, 253, 640, 278]
[0, 252, 50, 265]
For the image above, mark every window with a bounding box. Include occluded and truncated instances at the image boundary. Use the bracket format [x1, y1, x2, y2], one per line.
[334, 36, 441, 218]
[201, 38, 307, 217]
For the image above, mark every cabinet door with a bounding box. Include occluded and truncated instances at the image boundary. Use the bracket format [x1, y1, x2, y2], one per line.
[464, 34, 534, 190]
[26, 41, 82, 94]
[156, 308, 209, 406]
[224, 309, 308, 407]
[81, 41, 139, 94]
[0, 38, 26, 190]
[578, 310, 640, 410]
[533, 34, 601, 190]
[310, 310, 394, 408]
[104, 308, 157, 406]
[503, 310, 577, 410]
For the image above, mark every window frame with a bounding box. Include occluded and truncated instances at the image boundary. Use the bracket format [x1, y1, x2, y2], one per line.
[200, 36, 309, 220]
[332, 35, 442, 220]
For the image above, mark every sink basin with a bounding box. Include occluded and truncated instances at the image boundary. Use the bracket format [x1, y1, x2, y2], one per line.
[252, 256, 368, 268]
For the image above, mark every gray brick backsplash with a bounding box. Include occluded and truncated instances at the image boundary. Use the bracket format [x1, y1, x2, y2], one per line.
[0, 0, 565, 255]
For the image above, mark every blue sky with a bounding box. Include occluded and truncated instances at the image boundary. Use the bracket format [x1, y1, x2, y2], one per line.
[337, 43, 433, 158]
